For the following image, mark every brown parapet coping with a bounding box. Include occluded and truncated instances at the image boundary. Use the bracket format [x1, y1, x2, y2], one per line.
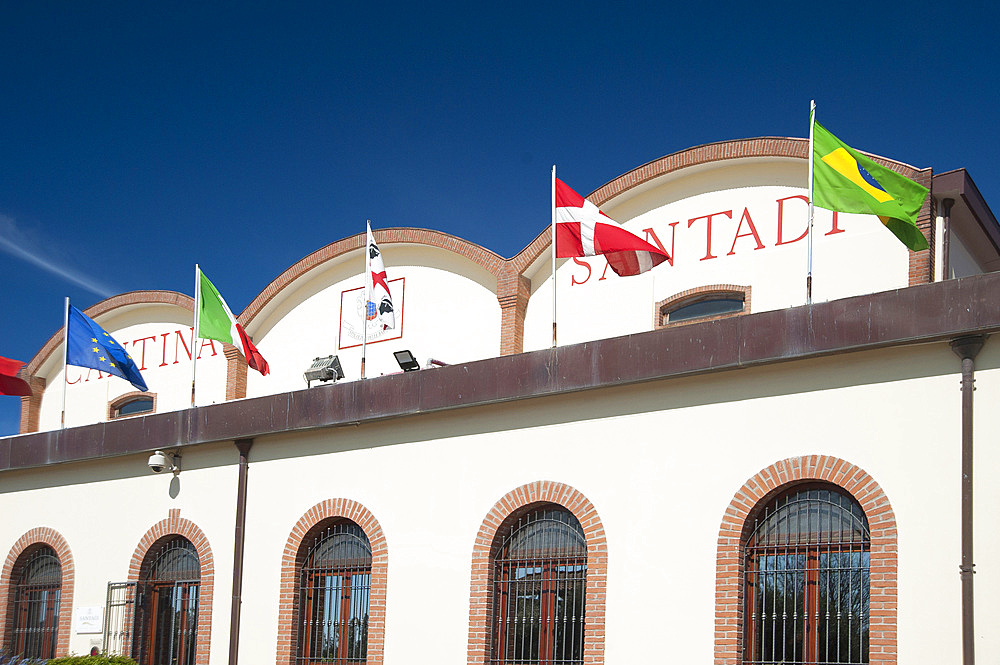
[3, 271, 999, 472]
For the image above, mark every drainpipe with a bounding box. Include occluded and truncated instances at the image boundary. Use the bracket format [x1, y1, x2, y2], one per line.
[950, 335, 986, 665]
[942, 198, 955, 280]
[229, 438, 253, 665]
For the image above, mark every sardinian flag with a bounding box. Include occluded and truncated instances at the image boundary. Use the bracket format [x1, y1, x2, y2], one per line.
[366, 222, 395, 330]
[555, 178, 669, 276]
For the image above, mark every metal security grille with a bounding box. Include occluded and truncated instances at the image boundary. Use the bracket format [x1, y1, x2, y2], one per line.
[103, 582, 137, 657]
[296, 521, 372, 664]
[10, 546, 61, 659]
[744, 485, 870, 665]
[491, 507, 587, 665]
[133, 537, 201, 665]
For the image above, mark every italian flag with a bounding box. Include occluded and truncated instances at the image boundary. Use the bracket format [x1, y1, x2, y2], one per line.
[197, 270, 270, 376]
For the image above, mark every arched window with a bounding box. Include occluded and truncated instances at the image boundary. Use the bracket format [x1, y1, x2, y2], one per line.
[297, 520, 372, 663]
[743, 484, 870, 665]
[656, 284, 751, 327]
[134, 537, 200, 665]
[491, 506, 587, 665]
[108, 392, 156, 420]
[9, 545, 62, 659]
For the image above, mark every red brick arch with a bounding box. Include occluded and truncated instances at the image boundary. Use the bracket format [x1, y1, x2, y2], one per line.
[0, 527, 75, 657]
[715, 456, 897, 664]
[467, 481, 607, 665]
[129, 510, 214, 665]
[276, 499, 388, 665]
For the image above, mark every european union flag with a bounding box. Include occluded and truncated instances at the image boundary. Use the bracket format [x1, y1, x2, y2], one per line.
[66, 305, 148, 392]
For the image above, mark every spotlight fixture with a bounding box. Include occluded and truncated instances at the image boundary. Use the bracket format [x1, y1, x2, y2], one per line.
[304, 355, 345, 387]
[393, 350, 421, 372]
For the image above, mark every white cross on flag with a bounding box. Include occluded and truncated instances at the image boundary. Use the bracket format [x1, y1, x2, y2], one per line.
[555, 178, 669, 276]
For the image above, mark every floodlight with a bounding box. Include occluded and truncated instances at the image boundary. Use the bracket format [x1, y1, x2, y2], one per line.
[304, 355, 345, 387]
[393, 350, 421, 372]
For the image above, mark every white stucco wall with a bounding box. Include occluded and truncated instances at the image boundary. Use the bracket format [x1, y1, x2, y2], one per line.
[246, 243, 500, 395]
[949, 234, 983, 279]
[35, 304, 229, 431]
[523, 161, 910, 350]
[0, 441, 237, 657]
[5, 340, 996, 663]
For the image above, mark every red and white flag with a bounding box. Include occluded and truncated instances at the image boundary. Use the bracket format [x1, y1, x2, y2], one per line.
[555, 178, 669, 276]
[366, 222, 395, 331]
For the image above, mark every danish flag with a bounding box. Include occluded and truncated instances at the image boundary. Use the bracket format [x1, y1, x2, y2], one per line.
[555, 178, 669, 276]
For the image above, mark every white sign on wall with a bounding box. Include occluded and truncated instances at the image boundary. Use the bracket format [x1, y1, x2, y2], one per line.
[75, 606, 104, 634]
[339, 278, 405, 349]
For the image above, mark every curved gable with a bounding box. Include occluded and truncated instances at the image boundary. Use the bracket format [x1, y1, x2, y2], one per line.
[241, 228, 506, 394]
[20, 291, 225, 433]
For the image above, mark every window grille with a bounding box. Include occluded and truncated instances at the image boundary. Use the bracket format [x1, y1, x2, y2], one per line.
[491, 506, 587, 665]
[103, 582, 137, 657]
[296, 520, 372, 664]
[743, 485, 870, 665]
[106, 537, 201, 665]
[10, 545, 61, 660]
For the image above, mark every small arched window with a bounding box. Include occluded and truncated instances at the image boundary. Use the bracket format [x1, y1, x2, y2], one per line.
[109, 393, 155, 420]
[9, 545, 62, 659]
[657, 285, 750, 327]
[297, 520, 372, 663]
[134, 537, 200, 665]
[743, 484, 870, 665]
[491, 506, 587, 664]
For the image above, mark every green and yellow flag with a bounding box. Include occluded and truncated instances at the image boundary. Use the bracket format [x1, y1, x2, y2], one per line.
[812, 119, 929, 251]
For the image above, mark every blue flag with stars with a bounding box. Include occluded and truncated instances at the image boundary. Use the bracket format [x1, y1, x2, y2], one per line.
[66, 305, 148, 392]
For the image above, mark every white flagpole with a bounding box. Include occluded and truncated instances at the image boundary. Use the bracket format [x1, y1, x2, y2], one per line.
[807, 99, 816, 304]
[61, 297, 69, 428]
[551, 165, 557, 348]
[191, 264, 200, 407]
[361, 221, 370, 379]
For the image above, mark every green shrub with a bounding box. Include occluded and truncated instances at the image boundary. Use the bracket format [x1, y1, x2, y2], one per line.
[0, 650, 45, 665]
[47, 656, 137, 665]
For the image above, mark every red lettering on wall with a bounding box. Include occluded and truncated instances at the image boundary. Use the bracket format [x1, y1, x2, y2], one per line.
[160, 333, 170, 367]
[826, 211, 845, 236]
[174, 329, 193, 364]
[688, 210, 732, 261]
[570, 257, 592, 286]
[727, 208, 765, 256]
[132, 335, 157, 371]
[597, 259, 613, 281]
[643, 223, 678, 267]
[66, 371, 81, 385]
[198, 339, 218, 359]
[775, 195, 809, 246]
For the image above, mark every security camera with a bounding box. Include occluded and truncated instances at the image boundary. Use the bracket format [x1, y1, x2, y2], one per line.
[148, 451, 168, 473]
[147, 451, 180, 475]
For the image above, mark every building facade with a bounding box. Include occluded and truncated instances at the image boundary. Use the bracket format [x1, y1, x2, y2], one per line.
[3, 138, 1000, 664]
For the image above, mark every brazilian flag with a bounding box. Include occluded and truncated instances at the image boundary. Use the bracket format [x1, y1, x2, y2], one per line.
[812, 119, 929, 251]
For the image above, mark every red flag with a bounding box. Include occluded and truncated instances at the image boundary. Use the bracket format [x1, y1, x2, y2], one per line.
[555, 178, 669, 276]
[0, 356, 32, 397]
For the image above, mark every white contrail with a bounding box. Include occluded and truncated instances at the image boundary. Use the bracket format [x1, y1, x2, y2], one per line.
[0, 215, 119, 298]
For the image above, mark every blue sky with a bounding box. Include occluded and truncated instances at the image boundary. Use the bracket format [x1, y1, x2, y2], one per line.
[2, 2, 998, 435]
